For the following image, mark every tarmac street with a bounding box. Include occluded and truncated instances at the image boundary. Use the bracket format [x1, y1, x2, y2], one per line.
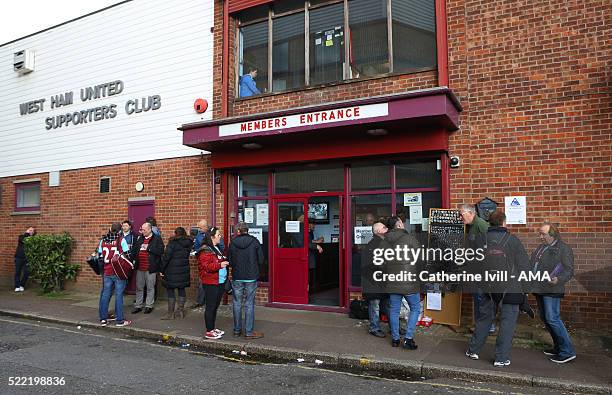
[0, 290, 610, 394]
[0, 317, 551, 395]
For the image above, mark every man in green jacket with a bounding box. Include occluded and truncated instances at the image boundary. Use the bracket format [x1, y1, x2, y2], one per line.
[460, 204, 494, 331]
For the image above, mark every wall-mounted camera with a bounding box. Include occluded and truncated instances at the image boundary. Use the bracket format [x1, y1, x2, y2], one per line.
[449, 156, 460, 168]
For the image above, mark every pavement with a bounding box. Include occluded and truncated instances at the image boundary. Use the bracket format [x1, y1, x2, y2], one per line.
[0, 289, 610, 394]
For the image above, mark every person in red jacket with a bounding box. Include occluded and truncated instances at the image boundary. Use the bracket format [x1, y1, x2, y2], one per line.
[197, 227, 229, 340]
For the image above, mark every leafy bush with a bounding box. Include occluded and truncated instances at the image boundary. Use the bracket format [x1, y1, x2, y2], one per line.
[23, 233, 80, 293]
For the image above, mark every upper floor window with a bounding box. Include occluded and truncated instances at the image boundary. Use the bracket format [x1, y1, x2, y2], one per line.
[237, 0, 437, 98]
[15, 181, 40, 212]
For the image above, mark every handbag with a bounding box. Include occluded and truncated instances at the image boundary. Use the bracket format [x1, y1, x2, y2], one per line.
[111, 253, 135, 280]
[86, 254, 103, 276]
[224, 279, 233, 295]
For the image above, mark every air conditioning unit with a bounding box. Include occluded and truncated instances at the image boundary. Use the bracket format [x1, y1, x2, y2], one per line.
[14, 50, 35, 74]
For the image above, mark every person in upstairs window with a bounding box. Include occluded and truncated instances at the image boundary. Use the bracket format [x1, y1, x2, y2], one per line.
[239, 68, 261, 98]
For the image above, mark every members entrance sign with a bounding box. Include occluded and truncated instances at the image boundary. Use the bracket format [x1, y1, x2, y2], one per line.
[219, 102, 389, 137]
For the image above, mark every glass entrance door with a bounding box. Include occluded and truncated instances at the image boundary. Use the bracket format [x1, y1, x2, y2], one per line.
[272, 199, 309, 304]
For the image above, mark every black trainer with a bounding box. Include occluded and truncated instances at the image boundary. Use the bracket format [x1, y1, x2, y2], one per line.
[391, 339, 400, 347]
[369, 330, 386, 338]
[520, 302, 535, 319]
[403, 338, 418, 350]
[550, 355, 576, 364]
[144, 307, 153, 314]
[131, 307, 143, 314]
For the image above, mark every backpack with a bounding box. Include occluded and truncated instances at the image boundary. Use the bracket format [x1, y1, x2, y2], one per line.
[482, 232, 512, 293]
[349, 299, 369, 320]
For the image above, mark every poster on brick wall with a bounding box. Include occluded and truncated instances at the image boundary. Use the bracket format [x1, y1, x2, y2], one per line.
[504, 196, 527, 225]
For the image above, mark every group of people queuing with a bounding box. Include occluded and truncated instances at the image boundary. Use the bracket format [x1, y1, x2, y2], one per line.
[95, 217, 265, 341]
[361, 205, 576, 367]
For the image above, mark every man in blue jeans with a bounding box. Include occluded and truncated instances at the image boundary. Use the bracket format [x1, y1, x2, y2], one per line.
[98, 223, 131, 327]
[228, 222, 264, 339]
[384, 216, 422, 349]
[361, 222, 389, 337]
[531, 222, 576, 363]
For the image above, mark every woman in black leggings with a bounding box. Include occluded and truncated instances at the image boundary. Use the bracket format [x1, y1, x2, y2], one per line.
[160, 227, 193, 319]
[197, 227, 229, 339]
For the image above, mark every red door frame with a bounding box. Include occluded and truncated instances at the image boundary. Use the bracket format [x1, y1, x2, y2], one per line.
[269, 192, 345, 309]
[270, 197, 309, 304]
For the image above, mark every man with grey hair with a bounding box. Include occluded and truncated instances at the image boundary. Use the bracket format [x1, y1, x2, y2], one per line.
[228, 222, 264, 339]
[130, 222, 164, 314]
[361, 222, 389, 338]
[460, 204, 494, 331]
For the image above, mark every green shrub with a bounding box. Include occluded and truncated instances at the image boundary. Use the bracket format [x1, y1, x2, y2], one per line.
[23, 233, 80, 293]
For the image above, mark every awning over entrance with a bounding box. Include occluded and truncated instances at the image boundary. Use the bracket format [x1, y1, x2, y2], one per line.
[180, 87, 462, 169]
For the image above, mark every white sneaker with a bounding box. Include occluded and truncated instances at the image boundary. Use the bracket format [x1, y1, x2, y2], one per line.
[494, 360, 511, 367]
[14, 287, 21, 292]
[19, 286, 24, 292]
[465, 351, 479, 360]
[205, 330, 222, 340]
[213, 329, 225, 336]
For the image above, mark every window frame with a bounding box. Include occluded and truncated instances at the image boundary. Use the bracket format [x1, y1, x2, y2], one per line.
[235, 0, 437, 98]
[14, 180, 41, 212]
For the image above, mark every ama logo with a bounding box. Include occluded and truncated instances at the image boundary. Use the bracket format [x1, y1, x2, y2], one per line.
[511, 198, 521, 206]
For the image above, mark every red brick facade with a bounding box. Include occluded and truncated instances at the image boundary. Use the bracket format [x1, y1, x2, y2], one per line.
[1, 0, 610, 325]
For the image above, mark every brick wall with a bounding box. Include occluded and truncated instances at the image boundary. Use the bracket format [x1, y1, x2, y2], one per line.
[1, 0, 609, 325]
[447, 0, 611, 326]
[0, 156, 213, 292]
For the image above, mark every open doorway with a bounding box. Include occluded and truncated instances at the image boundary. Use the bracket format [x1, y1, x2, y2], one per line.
[307, 196, 341, 306]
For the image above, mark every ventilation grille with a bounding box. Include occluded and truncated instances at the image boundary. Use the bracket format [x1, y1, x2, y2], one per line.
[99, 177, 111, 193]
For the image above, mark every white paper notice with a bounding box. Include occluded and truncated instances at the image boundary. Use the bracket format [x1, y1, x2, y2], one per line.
[285, 221, 301, 233]
[244, 208, 254, 224]
[422, 218, 429, 232]
[426, 292, 442, 311]
[250, 228, 263, 244]
[403, 192, 422, 206]
[409, 206, 423, 224]
[354, 226, 373, 245]
[256, 204, 269, 226]
[504, 196, 527, 225]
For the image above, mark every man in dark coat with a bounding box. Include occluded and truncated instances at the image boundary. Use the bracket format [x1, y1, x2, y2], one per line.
[531, 222, 576, 363]
[384, 216, 422, 350]
[228, 222, 264, 339]
[14, 226, 36, 292]
[466, 210, 530, 367]
[361, 222, 388, 338]
[130, 222, 164, 314]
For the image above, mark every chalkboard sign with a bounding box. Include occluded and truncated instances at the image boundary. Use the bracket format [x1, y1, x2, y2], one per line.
[424, 208, 466, 326]
[428, 209, 465, 250]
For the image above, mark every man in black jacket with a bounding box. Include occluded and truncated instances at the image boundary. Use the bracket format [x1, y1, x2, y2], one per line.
[361, 222, 388, 338]
[385, 216, 422, 350]
[228, 222, 264, 339]
[14, 226, 36, 292]
[466, 210, 530, 367]
[130, 222, 164, 314]
[531, 222, 576, 363]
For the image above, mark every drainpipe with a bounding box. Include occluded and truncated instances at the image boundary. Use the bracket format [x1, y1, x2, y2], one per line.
[222, 0, 229, 117]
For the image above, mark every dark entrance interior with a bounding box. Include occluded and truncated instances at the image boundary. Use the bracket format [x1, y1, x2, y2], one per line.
[307, 196, 340, 306]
